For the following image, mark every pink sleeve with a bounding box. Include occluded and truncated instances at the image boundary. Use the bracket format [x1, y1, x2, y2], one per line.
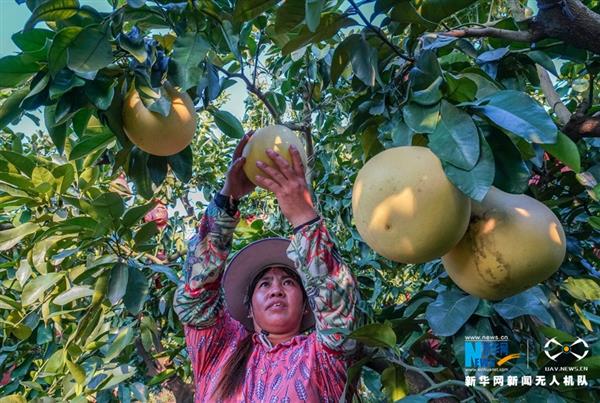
[184, 310, 247, 381]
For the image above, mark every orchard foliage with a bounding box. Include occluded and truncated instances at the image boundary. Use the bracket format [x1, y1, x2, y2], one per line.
[0, 0, 599, 401]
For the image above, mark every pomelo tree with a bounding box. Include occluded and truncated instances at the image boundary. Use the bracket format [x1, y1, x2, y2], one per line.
[0, 0, 599, 401]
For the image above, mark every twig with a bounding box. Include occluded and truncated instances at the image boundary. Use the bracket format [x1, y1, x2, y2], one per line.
[536, 65, 572, 126]
[507, 0, 527, 21]
[487, 0, 495, 23]
[253, 31, 263, 87]
[214, 65, 280, 121]
[347, 0, 414, 62]
[587, 71, 596, 110]
[389, 355, 435, 386]
[444, 27, 533, 42]
[179, 193, 195, 217]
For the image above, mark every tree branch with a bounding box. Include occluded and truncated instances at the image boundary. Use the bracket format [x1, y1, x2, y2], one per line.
[179, 193, 195, 218]
[536, 65, 572, 126]
[252, 32, 263, 87]
[135, 338, 194, 403]
[214, 65, 280, 121]
[564, 113, 600, 140]
[446, 1, 600, 55]
[444, 26, 534, 42]
[347, 0, 414, 62]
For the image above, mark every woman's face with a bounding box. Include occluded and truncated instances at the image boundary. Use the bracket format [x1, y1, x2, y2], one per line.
[249, 267, 305, 335]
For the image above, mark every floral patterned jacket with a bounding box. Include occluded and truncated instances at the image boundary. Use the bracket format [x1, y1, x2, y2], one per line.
[174, 201, 359, 402]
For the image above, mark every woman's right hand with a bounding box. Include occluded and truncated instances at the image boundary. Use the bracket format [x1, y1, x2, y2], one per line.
[220, 131, 255, 200]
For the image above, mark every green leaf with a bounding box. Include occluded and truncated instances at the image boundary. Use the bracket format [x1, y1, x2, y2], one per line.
[0, 87, 29, 129]
[108, 263, 129, 305]
[0, 395, 27, 403]
[360, 125, 384, 162]
[330, 34, 355, 85]
[419, 0, 479, 22]
[463, 70, 501, 98]
[69, 130, 114, 160]
[561, 277, 600, 301]
[0, 55, 41, 88]
[49, 69, 86, 100]
[22, 272, 64, 306]
[443, 133, 495, 201]
[105, 325, 134, 361]
[282, 13, 356, 55]
[147, 155, 168, 186]
[349, 323, 396, 348]
[26, 0, 81, 30]
[117, 32, 147, 63]
[305, 0, 324, 32]
[351, 36, 378, 87]
[527, 50, 558, 77]
[425, 289, 479, 336]
[44, 104, 68, 154]
[66, 359, 86, 385]
[542, 132, 581, 173]
[67, 25, 113, 74]
[129, 148, 154, 199]
[411, 76, 443, 106]
[472, 90, 558, 144]
[85, 79, 117, 111]
[122, 201, 157, 228]
[12, 29, 54, 52]
[48, 26, 82, 77]
[72, 108, 93, 136]
[275, 0, 305, 34]
[0, 150, 35, 176]
[381, 366, 408, 402]
[148, 264, 179, 284]
[265, 92, 286, 116]
[0, 222, 40, 251]
[167, 145, 193, 182]
[486, 130, 530, 194]
[0, 173, 35, 193]
[444, 73, 477, 103]
[123, 266, 149, 315]
[52, 163, 76, 193]
[402, 102, 440, 133]
[53, 286, 94, 305]
[233, 0, 278, 22]
[91, 192, 125, 223]
[171, 32, 210, 90]
[211, 109, 244, 138]
[148, 368, 176, 386]
[32, 166, 55, 194]
[390, 1, 436, 29]
[493, 286, 554, 325]
[429, 101, 479, 170]
[134, 221, 159, 247]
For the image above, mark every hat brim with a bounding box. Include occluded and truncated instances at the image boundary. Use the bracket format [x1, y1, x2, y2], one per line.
[223, 237, 315, 332]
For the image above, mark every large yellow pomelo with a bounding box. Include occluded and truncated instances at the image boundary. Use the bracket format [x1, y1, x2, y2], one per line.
[442, 187, 566, 300]
[352, 146, 471, 263]
[122, 83, 196, 156]
[242, 125, 308, 185]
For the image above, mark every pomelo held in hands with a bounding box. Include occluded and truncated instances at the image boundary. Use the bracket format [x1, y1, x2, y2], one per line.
[122, 83, 196, 156]
[352, 146, 471, 263]
[442, 187, 566, 300]
[242, 125, 308, 185]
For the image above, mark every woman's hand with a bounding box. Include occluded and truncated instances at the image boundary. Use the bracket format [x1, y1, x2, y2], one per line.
[220, 131, 255, 200]
[254, 145, 318, 227]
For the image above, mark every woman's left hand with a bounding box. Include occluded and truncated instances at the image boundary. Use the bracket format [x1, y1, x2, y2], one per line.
[254, 145, 318, 227]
